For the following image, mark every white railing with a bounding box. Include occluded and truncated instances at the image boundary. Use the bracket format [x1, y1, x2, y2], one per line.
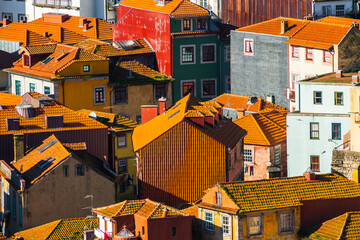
[94, 228, 113, 239]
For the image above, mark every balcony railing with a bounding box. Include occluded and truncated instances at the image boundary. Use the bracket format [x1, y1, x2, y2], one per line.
[33, 0, 72, 8]
[94, 228, 113, 239]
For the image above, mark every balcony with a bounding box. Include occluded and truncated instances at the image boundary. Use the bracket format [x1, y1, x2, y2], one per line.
[33, 0, 78, 9]
[94, 228, 113, 240]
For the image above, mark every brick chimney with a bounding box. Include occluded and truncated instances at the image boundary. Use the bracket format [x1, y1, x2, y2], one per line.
[83, 23, 89, 31]
[43, 31, 49, 38]
[141, 105, 158, 124]
[280, 20, 288, 34]
[3, 18, 10, 27]
[352, 75, 359, 84]
[13, 134, 25, 162]
[336, 70, 343, 78]
[79, 18, 87, 27]
[158, 97, 167, 115]
[303, 167, 316, 182]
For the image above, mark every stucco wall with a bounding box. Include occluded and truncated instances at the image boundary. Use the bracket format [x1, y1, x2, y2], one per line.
[314, 0, 355, 18]
[350, 86, 360, 151]
[231, 31, 289, 109]
[10, 74, 54, 96]
[22, 156, 115, 229]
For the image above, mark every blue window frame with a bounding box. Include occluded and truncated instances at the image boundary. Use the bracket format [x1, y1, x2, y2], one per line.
[332, 123, 341, 140]
[44, 86, 50, 95]
[15, 80, 21, 95]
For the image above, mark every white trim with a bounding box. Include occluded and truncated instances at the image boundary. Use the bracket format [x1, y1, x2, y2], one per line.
[200, 43, 216, 64]
[180, 44, 196, 65]
[181, 79, 196, 97]
[181, 18, 193, 32]
[201, 78, 217, 98]
[204, 211, 214, 232]
[221, 214, 232, 236]
[93, 85, 106, 105]
[244, 38, 254, 56]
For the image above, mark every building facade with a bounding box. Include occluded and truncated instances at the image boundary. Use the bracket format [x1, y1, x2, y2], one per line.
[313, 0, 357, 19]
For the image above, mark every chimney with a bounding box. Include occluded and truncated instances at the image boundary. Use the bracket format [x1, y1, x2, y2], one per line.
[352, 22, 359, 30]
[266, 94, 275, 104]
[45, 115, 63, 129]
[162, 207, 168, 217]
[303, 167, 316, 182]
[43, 31, 49, 38]
[13, 134, 25, 162]
[352, 75, 359, 84]
[158, 97, 167, 115]
[280, 20, 289, 34]
[358, 71, 360, 78]
[336, 70, 343, 78]
[79, 18, 87, 27]
[141, 105, 158, 124]
[83, 23, 89, 31]
[3, 18, 10, 27]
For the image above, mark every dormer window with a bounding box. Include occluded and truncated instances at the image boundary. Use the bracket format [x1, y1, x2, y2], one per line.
[216, 192, 221, 205]
[182, 19, 192, 31]
[197, 18, 207, 30]
[24, 55, 30, 67]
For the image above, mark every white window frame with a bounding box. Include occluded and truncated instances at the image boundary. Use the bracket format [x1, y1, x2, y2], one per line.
[181, 18, 193, 32]
[201, 78, 217, 98]
[244, 38, 254, 56]
[244, 149, 253, 162]
[201, 43, 216, 64]
[205, 211, 214, 232]
[222, 214, 231, 236]
[216, 192, 221, 205]
[181, 80, 196, 97]
[180, 45, 196, 65]
[278, 211, 294, 233]
[225, 45, 230, 62]
[291, 73, 299, 90]
[93, 85, 106, 105]
[18, 14, 27, 22]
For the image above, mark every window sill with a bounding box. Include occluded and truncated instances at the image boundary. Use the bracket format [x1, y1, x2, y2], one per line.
[180, 62, 196, 65]
[278, 231, 294, 235]
[201, 60, 216, 64]
[94, 102, 106, 106]
[114, 102, 128, 105]
[247, 234, 264, 238]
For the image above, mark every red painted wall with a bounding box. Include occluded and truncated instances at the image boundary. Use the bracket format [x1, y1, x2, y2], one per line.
[300, 197, 360, 229]
[114, 6, 171, 75]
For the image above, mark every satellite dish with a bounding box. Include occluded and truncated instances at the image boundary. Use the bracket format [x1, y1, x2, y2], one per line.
[89, 111, 97, 120]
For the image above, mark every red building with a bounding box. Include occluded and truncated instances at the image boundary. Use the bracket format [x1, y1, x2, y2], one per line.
[93, 199, 194, 240]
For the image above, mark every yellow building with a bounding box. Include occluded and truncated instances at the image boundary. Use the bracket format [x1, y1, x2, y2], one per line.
[350, 84, 360, 151]
[77, 109, 138, 201]
[195, 171, 360, 240]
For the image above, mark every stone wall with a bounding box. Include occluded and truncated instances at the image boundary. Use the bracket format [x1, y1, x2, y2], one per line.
[331, 150, 360, 180]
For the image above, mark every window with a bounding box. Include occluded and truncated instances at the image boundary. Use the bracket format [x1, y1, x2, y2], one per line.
[244, 149, 252, 162]
[334, 92, 343, 105]
[322, 5, 332, 16]
[234, 147, 238, 163]
[248, 216, 262, 236]
[2, 13, 13, 22]
[332, 123, 341, 140]
[118, 159, 127, 173]
[75, 164, 84, 176]
[216, 192, 221, 205]
[114, 87, 127, 104]
[15, 80, 21, 95]
[94, 86, 105, 105]
[274, 145, 281, 164]
[199, 0, 207, 7]
[142, 226, 145, 235]
[83, 65, 90, 72]
[201, 44, 216, 63]
[313, 91, 322, 104]
[291, 74, 299, 90]
[310, 155, 320, 172]
[63, 165, 69, 177]
[42, 56, 54, 64]
[292, 46, 299, 58]
[44, 86, 51, 95]
[279, 212, 294, 233]
[244, 39, 253, 55]
[225, 76, 231, 93]
[197, 18, 207, 30]
[155, 83, 167, 100]
[171, 227, 176, 236]
[117, 135, 127, 148]
[182, 19, 191, 31]
[250, 166, 254, 176]
[323, 51, 331, 63]
[202, 79, 216, 97]
[181, 45, 195, 64]
[205, 212, 214, 232]
[24, 55, 30, 66]
[182, 80, 195, 97]
[29, 83, 35, 92]
[18, 14, 27, 22]
[222, 215, 230, 235]
[336, 5, 345, 16]
[225, 45, 230, 62]
[310, 122, 319, 140]
[306, 48, 313, 60]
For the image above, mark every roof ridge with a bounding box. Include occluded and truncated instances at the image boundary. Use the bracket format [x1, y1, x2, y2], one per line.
[249, 113, 271, 145]
[116, 200, 128, 216]
[44, 219, 62, 239]
[339, 212, 350, 239]
[148, 202, 162, 218]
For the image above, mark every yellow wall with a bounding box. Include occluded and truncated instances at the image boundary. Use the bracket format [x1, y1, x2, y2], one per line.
[58, 61, 109, 77]
[350, 87, 360, 151]
[111, 83, 172, 121]
[58, 78, 111, 112]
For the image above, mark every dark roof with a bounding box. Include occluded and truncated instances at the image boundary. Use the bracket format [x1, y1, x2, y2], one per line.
[216, 22, 237, 41]
[0, 50, 20, 69]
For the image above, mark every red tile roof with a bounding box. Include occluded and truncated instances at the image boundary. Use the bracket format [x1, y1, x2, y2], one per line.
[0, 92, 21, 106]
[234, 109, 287, 146]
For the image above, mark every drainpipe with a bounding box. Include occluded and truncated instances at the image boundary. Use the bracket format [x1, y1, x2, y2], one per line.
[109, 87, 114, 113]
[104, 0, 108, 22]
[312, 0, 315, 19]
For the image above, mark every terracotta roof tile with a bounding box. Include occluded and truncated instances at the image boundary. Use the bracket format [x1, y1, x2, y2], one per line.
[62, 142, 87, 151]
[171, 0, 209, 17]
[299, 72, 355, 84]
[317, 16, 360, 26]
[234, 109, 287, 146]
[22, 44, 57, 54]
[0, 92, 21, 106]
[236, 17, 309, 37]
[213, 174, 360, 213]
[14, 217, 98, 240]
[0, 27, 54, 46]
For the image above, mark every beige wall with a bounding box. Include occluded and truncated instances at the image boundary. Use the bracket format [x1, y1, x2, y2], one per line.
[22, 156, 115, 229]
[350, 87, 360, 151]
[111, 83, 172, 121]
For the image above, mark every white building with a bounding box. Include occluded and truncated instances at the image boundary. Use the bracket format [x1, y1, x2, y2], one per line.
[287, 71, 355, 177]
[0, 0, 119, 23]
[190, 0, 221, 17]
[313, 0, 358, 19]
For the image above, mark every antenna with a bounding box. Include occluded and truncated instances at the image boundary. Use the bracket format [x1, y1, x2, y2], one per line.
[82, 194, 94, 217]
